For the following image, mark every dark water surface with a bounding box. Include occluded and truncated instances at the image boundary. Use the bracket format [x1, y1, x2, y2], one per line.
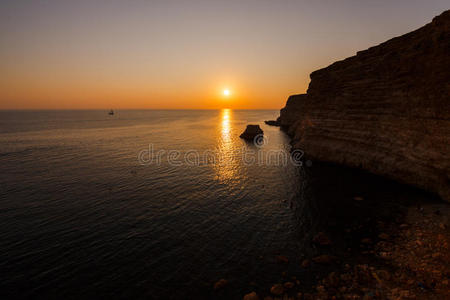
[0, 110, 310, 299]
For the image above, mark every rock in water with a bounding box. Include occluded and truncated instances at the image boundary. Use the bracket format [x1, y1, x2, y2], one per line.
[264, 119, 280, 126]
[214, 278, 228, 290]
[243, 291, 260, 300]
[270, 284, 284, 296]
[240, 125, 264, 141]
[284, 282, 295, 289]
[277, 10, 450, 202]
[312, 255, 337, 264]
[275, 255, 289, 264]
[301, 259, 311, 268]
[313, 232, 332, 246]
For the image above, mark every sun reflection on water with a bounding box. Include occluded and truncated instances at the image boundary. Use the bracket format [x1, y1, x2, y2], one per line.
[221, 109, 231, 139]
[216, 109, 240, 183]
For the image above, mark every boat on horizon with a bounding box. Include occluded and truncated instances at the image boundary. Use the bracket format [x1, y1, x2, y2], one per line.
[108, 109, 114, 115]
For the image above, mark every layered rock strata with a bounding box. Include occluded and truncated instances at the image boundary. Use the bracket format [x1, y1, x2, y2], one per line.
[278, 10, 450, 201]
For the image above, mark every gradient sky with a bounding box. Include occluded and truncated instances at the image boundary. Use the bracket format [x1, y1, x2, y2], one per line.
[1, 0, 448, 109]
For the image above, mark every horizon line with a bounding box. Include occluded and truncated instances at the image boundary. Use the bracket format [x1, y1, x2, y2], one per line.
[0, 108, 281, 111]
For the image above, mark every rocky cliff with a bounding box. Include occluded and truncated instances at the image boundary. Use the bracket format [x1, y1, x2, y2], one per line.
[278, 10, 450, 201]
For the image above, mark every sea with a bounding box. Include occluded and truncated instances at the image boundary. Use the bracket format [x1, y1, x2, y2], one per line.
[0, 110, 315, 299]
[0, 109, 433, 299]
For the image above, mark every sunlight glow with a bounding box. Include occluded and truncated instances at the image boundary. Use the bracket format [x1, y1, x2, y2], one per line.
[221, 109, 231, 137]
[216, 108, 239, 182]
[223, 89, 230, 96]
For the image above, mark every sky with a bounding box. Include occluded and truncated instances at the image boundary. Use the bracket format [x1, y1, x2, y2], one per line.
[0, 0, 448, 109]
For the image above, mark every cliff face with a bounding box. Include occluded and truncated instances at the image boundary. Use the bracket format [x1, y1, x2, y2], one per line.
[279, 10, 450, 201]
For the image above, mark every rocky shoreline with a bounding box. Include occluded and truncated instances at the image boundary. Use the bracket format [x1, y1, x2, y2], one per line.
[190, 118, 450, 299]
[209, 162, 450, 300]
[239, 197, 449, 300]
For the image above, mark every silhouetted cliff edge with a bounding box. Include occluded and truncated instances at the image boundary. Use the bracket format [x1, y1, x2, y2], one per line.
[278, 10, 450, 201]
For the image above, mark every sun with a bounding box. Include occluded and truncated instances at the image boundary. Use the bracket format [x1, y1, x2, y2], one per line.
[223, 89, 230, 96]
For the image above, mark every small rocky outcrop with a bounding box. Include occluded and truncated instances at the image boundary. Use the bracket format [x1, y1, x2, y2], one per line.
[240, 125, 264, 141]
[278, 10, 450, 201]
[264, 119, 280, 126]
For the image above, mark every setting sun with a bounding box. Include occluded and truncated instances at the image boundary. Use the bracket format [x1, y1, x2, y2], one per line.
[223, 89, 231, 96]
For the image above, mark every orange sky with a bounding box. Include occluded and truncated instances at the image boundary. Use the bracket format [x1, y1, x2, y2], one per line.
[0, 1, 448, 109]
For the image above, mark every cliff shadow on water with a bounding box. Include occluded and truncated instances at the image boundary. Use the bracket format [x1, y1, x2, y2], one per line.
[256, 159, 450, 299]
[292, 160, 443, 260]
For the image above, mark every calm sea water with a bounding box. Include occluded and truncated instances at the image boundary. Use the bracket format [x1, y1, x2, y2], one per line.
[0, 110, 312, 299]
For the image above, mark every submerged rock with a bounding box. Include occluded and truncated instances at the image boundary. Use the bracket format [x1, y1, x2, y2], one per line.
[361, 238, 372, 244]
[276, 255, 289, 264]
[301, 259, 311, 268]
[243, 291, 260, 300]
[313, 232, 332, 246]
[378, 233, 390, 240]
[312, 254, 337, 264]
[270, 284, 284, 295]
[240, 125, 264, 141]
[214, 278, 228, 290]
[284, 281, 295, 289]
